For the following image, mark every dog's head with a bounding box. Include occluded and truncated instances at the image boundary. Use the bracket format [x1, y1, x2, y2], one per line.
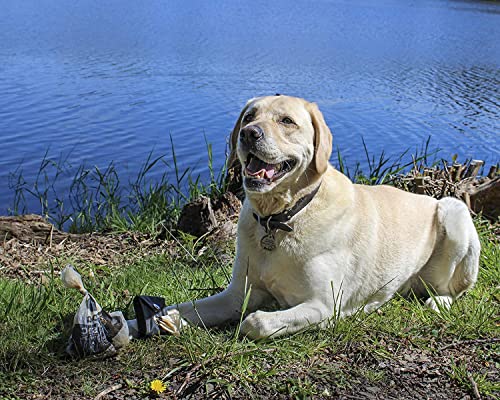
[229, 95, 332, 196]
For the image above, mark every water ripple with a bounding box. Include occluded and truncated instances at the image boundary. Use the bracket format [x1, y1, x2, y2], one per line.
[0, 0, 498, 214]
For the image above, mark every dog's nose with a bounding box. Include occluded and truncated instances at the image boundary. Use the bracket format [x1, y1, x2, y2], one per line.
[240, 125, 264, 142]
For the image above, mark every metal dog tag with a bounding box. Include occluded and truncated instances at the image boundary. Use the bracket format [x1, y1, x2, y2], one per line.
[260, 230, 276, 251]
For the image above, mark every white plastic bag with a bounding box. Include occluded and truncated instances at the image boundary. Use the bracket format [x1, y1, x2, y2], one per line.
[61, 265, 129, 358]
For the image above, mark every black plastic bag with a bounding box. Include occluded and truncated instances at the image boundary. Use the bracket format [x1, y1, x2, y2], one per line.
[133, 295, 166, 338]
[133, 295, 184, 338]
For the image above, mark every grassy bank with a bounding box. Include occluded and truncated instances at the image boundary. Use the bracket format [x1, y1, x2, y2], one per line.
[7, 138, 433, 235]
[7, 140, 229, 235]
[1, 145, 499, 399]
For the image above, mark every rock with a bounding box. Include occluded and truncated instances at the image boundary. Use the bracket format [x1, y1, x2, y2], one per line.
[177, 196, 217, 237]
[176, 192, 241, 238]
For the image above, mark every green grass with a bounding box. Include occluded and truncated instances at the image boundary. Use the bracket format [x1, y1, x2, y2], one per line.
[7, 137, 442, 235]
[335, 136, 439, 185]
[8, 138, 229, 235]
[0, 218, 498, 399]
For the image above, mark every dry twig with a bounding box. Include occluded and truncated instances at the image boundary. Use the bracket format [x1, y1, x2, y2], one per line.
[467, 372, 481, 400]
[94, 383, 123, 399]
[438, 337, 500, 351]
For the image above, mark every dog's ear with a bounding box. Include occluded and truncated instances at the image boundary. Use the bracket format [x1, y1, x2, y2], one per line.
[307, 102, 333, 175]
[227, 99, 254, 168]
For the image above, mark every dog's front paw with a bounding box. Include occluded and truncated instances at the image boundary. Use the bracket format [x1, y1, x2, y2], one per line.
[240, 311, 276, 340]
[425, 295, 453, 312]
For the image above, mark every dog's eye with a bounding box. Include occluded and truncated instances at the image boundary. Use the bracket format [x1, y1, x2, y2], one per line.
[243, 113, 254, 123]
[280, 116, 295, 125]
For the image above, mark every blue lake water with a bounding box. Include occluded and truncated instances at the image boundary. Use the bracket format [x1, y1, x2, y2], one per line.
[0, 0, 499, 216]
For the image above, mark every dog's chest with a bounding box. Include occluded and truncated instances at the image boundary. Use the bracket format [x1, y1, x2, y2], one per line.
[257, 247, 306, 308]
[261, 270, 301, 307]
[248, 219, 314, 307]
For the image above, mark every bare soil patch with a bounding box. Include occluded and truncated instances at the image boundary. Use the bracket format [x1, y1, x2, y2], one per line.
[0, 215, 173, 283]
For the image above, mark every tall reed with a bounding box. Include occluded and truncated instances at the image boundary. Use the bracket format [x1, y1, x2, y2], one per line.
[8, 137, 438, 234]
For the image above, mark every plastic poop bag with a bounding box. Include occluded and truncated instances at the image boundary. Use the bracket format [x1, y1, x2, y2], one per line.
[132, 295, 184, 338]
[61, 264, 129, 358]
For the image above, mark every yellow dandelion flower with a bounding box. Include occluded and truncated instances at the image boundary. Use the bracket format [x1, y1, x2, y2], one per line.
[150, 379, 166, 394]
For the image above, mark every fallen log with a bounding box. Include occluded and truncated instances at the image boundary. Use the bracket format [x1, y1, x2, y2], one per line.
[0, 214, 80, 244]
[466, 178, 500, 221]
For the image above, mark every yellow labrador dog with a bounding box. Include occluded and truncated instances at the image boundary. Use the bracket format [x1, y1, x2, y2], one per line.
[132, 95, 480, 339]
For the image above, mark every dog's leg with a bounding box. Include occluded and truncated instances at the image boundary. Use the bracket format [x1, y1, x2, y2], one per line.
[240, 300, 332, 339]
[127, 284, 271, 338]
[423, 198, 480, 311]
[424, 295, 453, 311]
[171, 284, 271, 328]
[170, 251, 274, 328]
[172, 286, 244, 327]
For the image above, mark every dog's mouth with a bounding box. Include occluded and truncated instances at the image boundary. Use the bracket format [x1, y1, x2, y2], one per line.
[243, 153, 296, 184]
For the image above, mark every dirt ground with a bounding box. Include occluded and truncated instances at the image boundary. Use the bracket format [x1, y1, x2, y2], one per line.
[0, 223, 175, 283]
[13, 335, 499, 399]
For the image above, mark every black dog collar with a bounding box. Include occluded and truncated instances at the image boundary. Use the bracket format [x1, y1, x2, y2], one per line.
[253, 181, 322, 233]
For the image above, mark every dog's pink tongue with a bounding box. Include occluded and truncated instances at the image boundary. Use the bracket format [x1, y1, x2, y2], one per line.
[264, 168, 275, 179]
[247, 157, 275, 179]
